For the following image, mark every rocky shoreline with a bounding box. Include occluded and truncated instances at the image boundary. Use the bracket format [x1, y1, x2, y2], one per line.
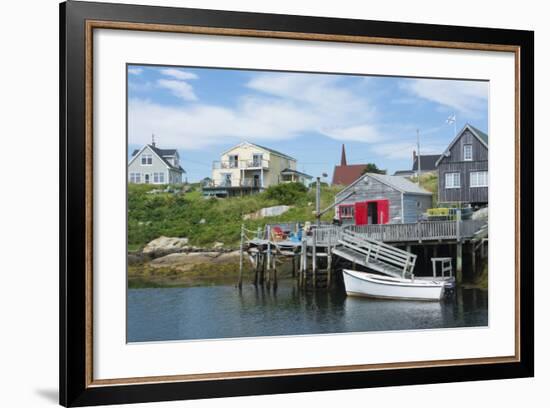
[128, 236, 247, 288]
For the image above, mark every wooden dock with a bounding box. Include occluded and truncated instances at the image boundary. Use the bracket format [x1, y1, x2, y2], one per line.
[238, 217, 488, 290]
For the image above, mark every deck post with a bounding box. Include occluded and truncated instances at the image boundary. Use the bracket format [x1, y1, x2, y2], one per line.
[273, 253, 278, 291]
[456, 242, 463, 284]
[254, 253, 259, 286]
[260, 252, 266, 285]
[266, 226, 272, 289]
[456, 210, 462, 241]
[312, 229, 317, 288]
[238, 224, 244, 289]
[471, 242, 477, 277]
[327, 246, 332, 288]
[300, 238, 307, 288]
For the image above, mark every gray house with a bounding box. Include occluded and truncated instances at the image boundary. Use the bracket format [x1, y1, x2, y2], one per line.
[128, 142, 186, 184]
[436, 124, 488, 206]
[393, 152, 440, 177]
[334, 173, 432, 225]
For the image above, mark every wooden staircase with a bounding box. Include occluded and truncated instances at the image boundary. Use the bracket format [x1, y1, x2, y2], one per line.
[332, 228, 417, 278]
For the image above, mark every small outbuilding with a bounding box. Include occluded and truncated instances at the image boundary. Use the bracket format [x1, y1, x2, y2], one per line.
[334, 173, 433, 225]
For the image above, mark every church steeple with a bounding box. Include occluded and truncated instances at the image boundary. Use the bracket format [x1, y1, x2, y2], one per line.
[340, 144, 347, 166]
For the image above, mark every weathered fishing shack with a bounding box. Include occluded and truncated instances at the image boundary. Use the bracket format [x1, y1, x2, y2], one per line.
[334, 173, 433, 225]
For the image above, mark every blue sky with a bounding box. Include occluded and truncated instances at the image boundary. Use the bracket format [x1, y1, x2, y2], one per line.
[127, 64, 488, 182]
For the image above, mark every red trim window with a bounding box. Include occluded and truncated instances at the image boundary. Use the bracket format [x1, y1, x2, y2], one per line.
[339, 204, 355, 220]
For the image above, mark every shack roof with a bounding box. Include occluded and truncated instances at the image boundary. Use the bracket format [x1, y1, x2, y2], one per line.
[337, 172, 432, 197]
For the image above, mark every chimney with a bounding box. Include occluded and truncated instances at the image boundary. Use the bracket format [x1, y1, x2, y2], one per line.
[151, 133, 156, 148]
[341, 144, 347, 166]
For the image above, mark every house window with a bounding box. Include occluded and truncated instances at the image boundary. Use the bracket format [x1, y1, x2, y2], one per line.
[129, 173, 141, 183]
[470, 171, 488, 187]
[228, 155, 239, 168]
[445, 172, 460, 188]
[153, 172, 165, 184]
[221, 173, 232, 186]
[252, 153, 263, 167]
[463, 144, 473, 161]
[141, 153, 152, 165]
[339, 204, 355, 219]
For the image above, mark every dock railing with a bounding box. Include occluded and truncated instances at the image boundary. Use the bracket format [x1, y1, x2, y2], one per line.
[340, 228, 417, 277]
[347, 219, 486, 242]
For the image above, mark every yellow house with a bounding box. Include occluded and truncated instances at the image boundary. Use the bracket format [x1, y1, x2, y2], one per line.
[203, 141, 312, 197]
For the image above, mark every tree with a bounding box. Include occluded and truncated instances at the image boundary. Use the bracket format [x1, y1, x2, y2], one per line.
[361, 163, 387, 175]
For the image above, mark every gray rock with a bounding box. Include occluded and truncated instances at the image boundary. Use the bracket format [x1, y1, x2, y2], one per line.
[243, 205, 292, 220]
[143, 236, 190, 257]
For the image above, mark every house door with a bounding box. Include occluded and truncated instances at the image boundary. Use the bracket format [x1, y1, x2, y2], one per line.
[354, 199, 390, 225]
[253, 174, 260, 187]
[354, 202, 368, 225]
[367, 202, 378, 224]
[144, 174, 150, 184]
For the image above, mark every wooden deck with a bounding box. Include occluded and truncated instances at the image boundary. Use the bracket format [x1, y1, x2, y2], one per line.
[287, 219, 486, 247]
[240, 219, 488, 289]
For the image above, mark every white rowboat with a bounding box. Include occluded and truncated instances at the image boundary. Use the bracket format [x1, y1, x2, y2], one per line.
[343, 269, 445, 301]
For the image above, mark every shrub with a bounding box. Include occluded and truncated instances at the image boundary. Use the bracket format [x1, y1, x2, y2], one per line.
[264, 183, 308, 205]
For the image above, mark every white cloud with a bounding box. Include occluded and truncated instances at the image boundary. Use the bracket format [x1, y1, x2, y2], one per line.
[401, 78, 488, 116]
[371, 141, 444, 160]
[129, 72, 384, 150]
[128, 68, 143, 75]
[157, 79, 198, 101]
[160, 68, 198, 80]
[320, 124, 381, 142]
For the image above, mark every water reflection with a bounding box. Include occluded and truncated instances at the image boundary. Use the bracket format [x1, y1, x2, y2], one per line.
[127, 280, 488, 343]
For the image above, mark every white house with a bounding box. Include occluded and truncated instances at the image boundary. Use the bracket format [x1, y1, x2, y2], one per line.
[203, 141, 312, 197]
[128, 141, 186, 185]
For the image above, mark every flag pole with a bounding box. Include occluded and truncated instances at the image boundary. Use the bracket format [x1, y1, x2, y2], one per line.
[453, 112, 457, 136]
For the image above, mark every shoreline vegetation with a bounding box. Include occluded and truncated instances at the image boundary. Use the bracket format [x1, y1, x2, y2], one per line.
[128, 179, 487, 289]
[128, 182, 338, 288]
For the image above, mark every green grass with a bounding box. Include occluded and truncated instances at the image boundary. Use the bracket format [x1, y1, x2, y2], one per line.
[410, 173, 438, 207]
[128, 182, 343, 249]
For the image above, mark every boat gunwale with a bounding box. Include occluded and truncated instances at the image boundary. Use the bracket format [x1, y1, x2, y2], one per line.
[343, 269, 445, 289]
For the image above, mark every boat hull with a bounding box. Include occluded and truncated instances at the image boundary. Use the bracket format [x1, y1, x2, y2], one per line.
[343, 269, 444, 301]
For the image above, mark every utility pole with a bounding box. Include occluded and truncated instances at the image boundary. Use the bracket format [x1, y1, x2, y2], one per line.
[416, 128, 421, 185]
[316, 176, 321, 227]
[315, 173, 328, 226]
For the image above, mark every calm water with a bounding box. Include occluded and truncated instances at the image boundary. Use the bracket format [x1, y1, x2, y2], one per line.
[127, 279, 488, 342]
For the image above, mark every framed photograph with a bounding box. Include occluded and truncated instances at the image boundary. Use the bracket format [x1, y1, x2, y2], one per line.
[60, 1, 534, 406]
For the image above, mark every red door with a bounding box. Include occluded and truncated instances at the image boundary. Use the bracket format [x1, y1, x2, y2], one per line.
[354, 201, 368, 225]
[377, 199, 389, 224]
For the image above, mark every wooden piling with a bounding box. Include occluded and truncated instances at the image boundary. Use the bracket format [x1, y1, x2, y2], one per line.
[312, 229, 317, 288]
[301, 238, 307, 288]
[273, 256, 278, 290]
[260, 252, 266, 285]
[326, 246, 332, 288]
[456, 242, 463, 284]
[254, 253, 259, 285]
[238, 224, 244, 289]
[471, 242, 477, 277]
